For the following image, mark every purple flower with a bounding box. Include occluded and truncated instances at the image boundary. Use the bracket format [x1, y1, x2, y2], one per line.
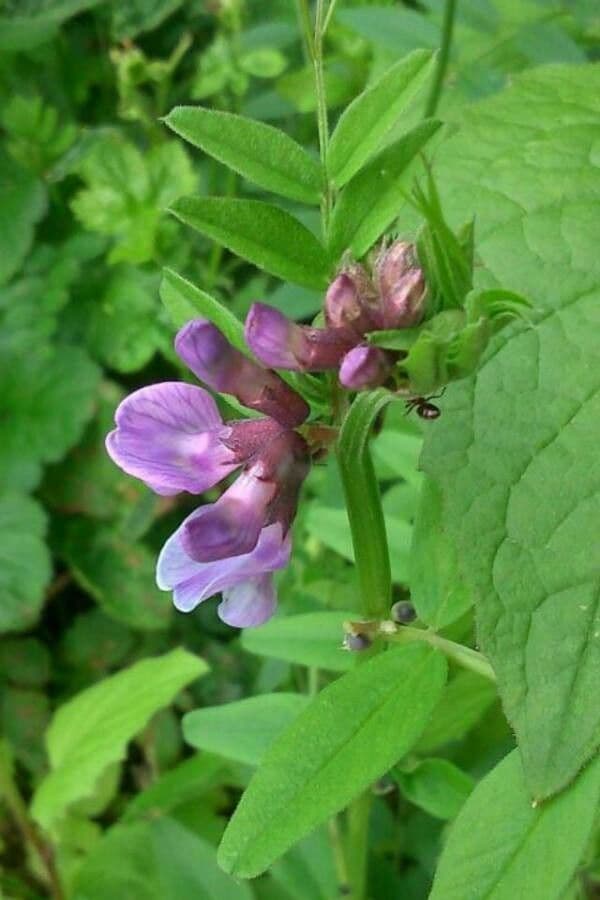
[374, 241, 426, 328]
[245, 302, 354, 372]
[324, 267, 378, 337]
[106, 318, 311, 628]
[339, 345, 392, 390]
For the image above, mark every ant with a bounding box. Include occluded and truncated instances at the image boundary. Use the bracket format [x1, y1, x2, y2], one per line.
[404, 388, 445, 420]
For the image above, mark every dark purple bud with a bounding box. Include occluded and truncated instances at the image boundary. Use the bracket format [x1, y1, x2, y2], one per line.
[390, 600, 417, 624]
[245, 303, 355, 372]
[324, 265, 377, 336]
[175, 319, 309, 428]
[343, 632, 372, 652]
[339, 344, 393, 390]
[375, 241, 427, 328]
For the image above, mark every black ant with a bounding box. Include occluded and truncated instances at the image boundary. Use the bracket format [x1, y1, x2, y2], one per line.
[405, 388, 445, 420]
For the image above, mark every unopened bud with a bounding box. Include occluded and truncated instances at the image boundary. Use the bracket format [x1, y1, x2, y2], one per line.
[246, 303, 354, 372]
[376, 241, 427, 328]
[390, 600, 417, 624]
[343, 632, 372, 652]
[339, 344, 392, 390]
[324, 265, 376, 336]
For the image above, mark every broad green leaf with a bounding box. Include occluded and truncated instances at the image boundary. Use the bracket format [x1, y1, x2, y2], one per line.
[1, 686, 49, 776]
[0, 0, 106, 51]
[327, 49, 435, 188]
[170, 197, 331, 289]
[0, 149, 46, 285]
[0, 494, 51, 634]
[183, 694, 309, 766]
[160, 268, 246, 351]
[395, 758, 473, 820]
[417, 670, 498, 754]
[0, 345, 100, 492]
[0, 638, 50, 688]
[165, 106, 322, 204]
[430, 751, 600, 900]
[218, 644, 447, 877]
[58, 520, 171, 631]
[328, 120, 441, 260]
[72, 818, 252, 900]
[417, 65, 600, 798]
[31, 649, 207, 830]
[270, 829, 338, 900]
[336, 390, 397, 618]
[241, 611, 356, 672]
[111, 0, 184, 39]
[60, 610, 135, 674]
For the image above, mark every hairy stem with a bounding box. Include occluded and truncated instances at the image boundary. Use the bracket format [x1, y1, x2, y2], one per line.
[425, 0, 457, 117]
[345, 790, 371, 900]
[387, 626, 496, 682]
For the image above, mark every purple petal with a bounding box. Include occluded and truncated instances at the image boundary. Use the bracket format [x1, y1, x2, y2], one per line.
[218, 574, 277, 627]
[156, 519, 290, 615]
[105, 382, 238, 495]
[244, 303, 301, 370]
[339, 345, 392, 390]
[181, 471, 276, 563]
[176, 318, 309, 428]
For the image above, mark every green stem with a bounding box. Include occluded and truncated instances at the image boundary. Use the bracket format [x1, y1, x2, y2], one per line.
[322, 0, 339, 36]
[425, 0, 457, 117]
[386, 627, 496, 682]
[345, 790, 371, 900]
[313, 0, 332, 233]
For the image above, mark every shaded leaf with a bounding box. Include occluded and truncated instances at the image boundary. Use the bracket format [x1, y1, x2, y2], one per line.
[0, 494, 51, 633]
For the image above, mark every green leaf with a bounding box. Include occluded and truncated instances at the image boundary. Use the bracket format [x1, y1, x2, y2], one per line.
[72, 818, 252, 900]
[0, 0, 106, 51]
[160, 268, 246, 350]
[183, 694, 309, 766]
[417, 65, 600, 798]
[31, 649, 207, 831]
[417, 670, 498, 754]
[164, 106, 322, 204]
[336, 389, 397, 618]
[241, 611, 356, 672]
[60, 610, 135, 674]
[58, 519, 172, 631]
[170, 197, 331, 289]
[327, 49, 435, 188]
[328, 120, 441, 260]
[430, 751, 600, 900]
[111, 0, 184, 40]
[0, 637, 51, 687]
[395, 758, 473, 820]
[123, 754, 227, 823]
[0, 494, 51, 633]
[0, 345, 100, 492]
[218, 644, 447, 877]
[0, 148, 46, 285]
[1, 686, 50, 776]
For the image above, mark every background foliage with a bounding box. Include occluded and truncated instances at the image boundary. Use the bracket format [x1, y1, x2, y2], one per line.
[0, 1, 598, 898]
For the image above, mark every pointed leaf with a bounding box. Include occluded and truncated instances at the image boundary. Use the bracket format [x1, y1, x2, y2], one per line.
[217, 644, 447, 877]
[328, 120, 441, 260]
[240, 611, 356, 672]
[328, 49, 435, 188]
[160, 267, 246, 350]
[164, 106, 322, 204]
[171, 197, 331, 289]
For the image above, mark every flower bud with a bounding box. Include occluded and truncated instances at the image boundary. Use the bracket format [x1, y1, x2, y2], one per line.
[375, 241, 427, 328]
[343, 632, 372, 652]
[324, 265, 377, 336]
[390, 600, 417, 624]
[339, 344, 392, 390]
[245, 303, 354, 372]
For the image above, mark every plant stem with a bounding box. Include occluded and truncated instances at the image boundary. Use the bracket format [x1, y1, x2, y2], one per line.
[322, 0, 339, 36]
[425, 0, 457, 117]
[386, 626, 496, 682]
[313, 0, 332, 233]
[345, 790, 371, 900]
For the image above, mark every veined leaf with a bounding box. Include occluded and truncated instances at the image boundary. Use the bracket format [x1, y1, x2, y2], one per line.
[430, 751, 600, 900]
[32, 649, 207, 830]
[328, 120, 441, 260]
[170, 197, 331, 289]
[160, 268, 246, 351]
[218, 644, 447, 877]
[240, 611, 356, 672]
[164, 106, 322, 204]
[327, 49, 435, 188]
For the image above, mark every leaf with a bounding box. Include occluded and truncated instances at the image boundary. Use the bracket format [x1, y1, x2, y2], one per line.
[165, 106, 322, 204]
[395, 758, 473, 820]
[183, 694, 309, 766]
[111, 0, 184, 39]
[336, 389, 396, 618]
[417, 670, 498, 754]
[328, 120, 441, 260]
[58, 519, 172, 631]
[170, 197, 331, 289]
[240, 611, 356, 672]
[31, 649, 207, 831]
[0, 148, 46, 285]
[416, 65, 600, 798]
[160, 268, 246, 351]
[123, 754, 227, 822]
[72, 818, 252, 900]
[0, 345, 100, 492]
[327, 49, 435, 188]
[0, 0, 106, 51]
[217, 644, 447, 877]
[0, 494, 51, 634]
[430, 751, 600, 900]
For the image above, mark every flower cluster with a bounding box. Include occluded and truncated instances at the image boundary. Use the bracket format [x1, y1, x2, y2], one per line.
[106, 320, 310, 628]
[245, 241, 426, 390]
